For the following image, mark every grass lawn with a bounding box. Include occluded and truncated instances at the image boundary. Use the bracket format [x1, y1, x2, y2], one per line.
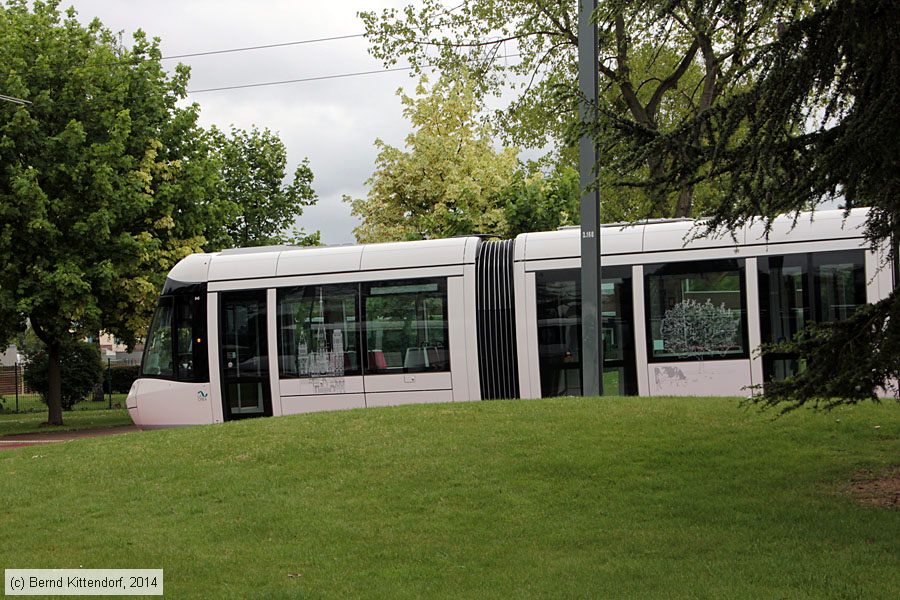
[0, 397, 897, 598]
[0, 409, 131, 437]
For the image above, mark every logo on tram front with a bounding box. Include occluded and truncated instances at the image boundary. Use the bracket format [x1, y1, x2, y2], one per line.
[197, 390, 209, 401]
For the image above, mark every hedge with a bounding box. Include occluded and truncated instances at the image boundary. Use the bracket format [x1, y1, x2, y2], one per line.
[103, 364, 141, 394]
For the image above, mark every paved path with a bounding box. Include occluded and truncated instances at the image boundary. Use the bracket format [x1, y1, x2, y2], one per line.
[0, 425, 139, 451]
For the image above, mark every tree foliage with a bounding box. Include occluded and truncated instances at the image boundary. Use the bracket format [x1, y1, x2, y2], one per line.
[205, 125, 319, 250]
[607, 0, 900, 407]
[0, 1, 219, 423]
[347, 73, 519, 242]
[501, 163, 580, 236]
[348, 73, 584, 242]
[361, 0, 794, 217]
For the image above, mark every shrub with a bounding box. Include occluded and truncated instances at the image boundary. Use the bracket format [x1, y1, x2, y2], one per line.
[103, 364, 140, 394]
[24, 341, 102, 410]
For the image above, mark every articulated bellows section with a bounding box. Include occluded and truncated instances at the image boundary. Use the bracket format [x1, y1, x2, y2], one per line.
[475, 240, 520, 400]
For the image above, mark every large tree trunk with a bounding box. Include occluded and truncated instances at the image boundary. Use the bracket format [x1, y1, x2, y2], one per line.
[674, 185, 694, 218]
[46, 341, 64, 426]
[92, 332, 104, 403]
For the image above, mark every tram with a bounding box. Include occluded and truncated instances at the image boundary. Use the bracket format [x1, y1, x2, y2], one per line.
[126, 208, 895, 427]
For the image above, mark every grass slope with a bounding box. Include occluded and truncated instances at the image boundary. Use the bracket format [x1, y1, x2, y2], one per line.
[1, 397, 898, 599]
[0, 409, 131, 437]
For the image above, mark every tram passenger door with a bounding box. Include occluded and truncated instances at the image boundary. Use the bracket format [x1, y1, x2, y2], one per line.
[220, 291, 272, 419]
[533, 267, 638, 397]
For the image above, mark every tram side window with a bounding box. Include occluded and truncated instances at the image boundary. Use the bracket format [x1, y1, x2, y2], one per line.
[814, 251, 866, 321]
[173, 294, 208, 382]
[362, 279, 449, 374]
[142, 299, 174, 377]
[175, 298, 195, 380]
[646, 259, 747, 361]
[760, 250, 865, 380]
[277, 284, 361, 378]
[141, 294, 208, 381]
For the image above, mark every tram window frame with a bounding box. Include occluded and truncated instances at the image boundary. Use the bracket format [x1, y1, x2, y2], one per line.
[759, 249, 866, 381]
[140, 293, 208, 383]
[812, 250, 867, 322]
[759, 250, 867, 340]
[361, 278, 451, 374]
[534, 266, 638, 397]
[276, 283, 362, 379]
[758, 253, 811, 345]
[644, 258, 749, 363]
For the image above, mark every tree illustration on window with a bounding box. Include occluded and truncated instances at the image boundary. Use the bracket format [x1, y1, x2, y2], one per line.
[660, 299, 740, 361]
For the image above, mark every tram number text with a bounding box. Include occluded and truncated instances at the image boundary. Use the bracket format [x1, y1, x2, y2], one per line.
[582, 230, 595, 239]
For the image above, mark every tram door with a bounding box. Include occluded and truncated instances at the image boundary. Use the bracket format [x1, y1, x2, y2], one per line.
[220, 291, 272, 419]
[534, 266, 638, 396]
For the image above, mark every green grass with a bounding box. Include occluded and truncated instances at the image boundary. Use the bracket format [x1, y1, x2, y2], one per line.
[1, 397, 898, 599]
[0, 409, 131, 437]
[0, 392, 128, 415]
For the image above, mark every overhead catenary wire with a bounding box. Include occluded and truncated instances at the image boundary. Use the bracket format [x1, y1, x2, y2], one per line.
[160, 33, 367, 60]
[186, 53, 522, 94]
[160, 3, 469, 61]
[188, 65, 426, 93]
[0, 93, 30, 105]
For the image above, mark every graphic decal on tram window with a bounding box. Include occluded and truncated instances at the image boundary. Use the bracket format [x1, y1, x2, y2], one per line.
[278, 284, 361, 379]
[296, 327, 346, 377]
[659, 299, 741, 365]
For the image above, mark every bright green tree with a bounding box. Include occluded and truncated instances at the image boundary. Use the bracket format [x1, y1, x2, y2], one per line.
[206, 125, 320, 250]
[361, 0, 795, 218]
[347, 73, 520, 242]
[0, 1, 219, 424]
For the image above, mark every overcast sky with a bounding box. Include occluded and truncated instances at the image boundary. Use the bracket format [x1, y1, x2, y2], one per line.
[65, 0, 437, 245]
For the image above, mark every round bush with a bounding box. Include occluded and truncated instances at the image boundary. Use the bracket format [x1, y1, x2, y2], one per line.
[24, 341, 102, 410]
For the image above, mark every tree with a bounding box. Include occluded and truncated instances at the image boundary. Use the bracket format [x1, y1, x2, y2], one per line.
[608, 0, 900, 408]
[501, 163, 581, 237]
[0, 1, 220, 424]
[347, 73, 520, 242]
[361, 0, 794, 217]
[205, 125, 320, 250]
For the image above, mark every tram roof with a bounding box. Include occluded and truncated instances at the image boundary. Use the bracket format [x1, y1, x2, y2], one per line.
[514, 208, 869, 262]
[169, 236, 481, 284]
[167, 208, 869, 284]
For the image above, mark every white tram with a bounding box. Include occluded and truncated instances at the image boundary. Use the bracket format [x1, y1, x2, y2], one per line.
[126, 208, 896, 427]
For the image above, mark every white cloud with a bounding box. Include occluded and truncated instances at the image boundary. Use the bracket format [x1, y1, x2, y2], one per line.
[65, 0, 419, 245]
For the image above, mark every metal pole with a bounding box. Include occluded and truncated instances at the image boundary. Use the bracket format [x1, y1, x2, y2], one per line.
[15, 361, 20, 413]
[578, 0, 603, 396]
[107, 358, 112, 409]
